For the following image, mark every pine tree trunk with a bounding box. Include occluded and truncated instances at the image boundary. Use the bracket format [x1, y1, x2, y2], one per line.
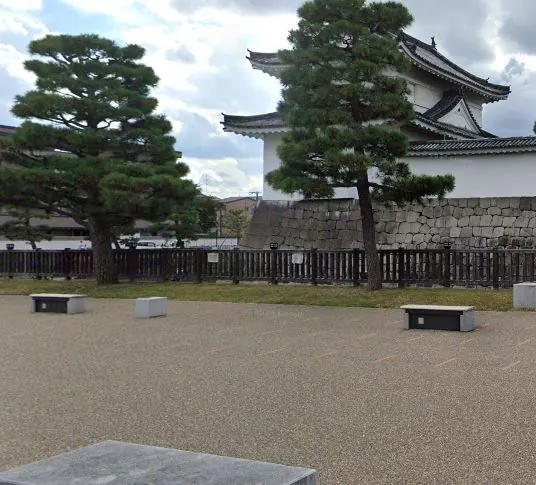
[357, 177, 382, 290]
[90, 221, 118, 284]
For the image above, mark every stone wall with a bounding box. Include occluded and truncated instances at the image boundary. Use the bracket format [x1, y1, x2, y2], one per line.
[242, 197, 536, 250]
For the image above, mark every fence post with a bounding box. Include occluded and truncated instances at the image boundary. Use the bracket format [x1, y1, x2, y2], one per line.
[6, 244, 14, 279]
[397, 246, 405, 288]
[232, 248, 240, 284]
[127, 248, 138, 281]
[311, 248, 318, 286]
[443, 242, 452, 288]
[352, 248, 360, 287]
[492, 247, 500, 289]
[35, 248, 42, 280]
[63, 248, 72, 281]
[194, 249, 204, 283]
[161, 248, 171, 282]
[269, 243, 278, 285]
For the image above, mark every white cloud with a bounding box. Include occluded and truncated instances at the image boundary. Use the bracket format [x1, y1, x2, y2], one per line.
[0, 0, 42, 11]
[3, 0, 536, 197]
[184, 157, 262, 198]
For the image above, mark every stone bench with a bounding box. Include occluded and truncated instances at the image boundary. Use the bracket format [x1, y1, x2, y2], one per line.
[30, 294, 87, 314]
[135, 297, 168, 318]
[401, 304, 475, 332]
[0, 441, 317, 485]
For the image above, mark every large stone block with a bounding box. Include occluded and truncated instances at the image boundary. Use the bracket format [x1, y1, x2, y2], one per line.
[481, 227, 493, 238]
[458, 216, 469, 227]
[399, 222, 411, 233]
[493, 227, 505, 238]
[514, 217, 530, 228]
[480, 215, 493, 226]
[488, 206, 502, 216]
[422, 206, 434, 218]
[514, 283, 536, 310]
[450, 227, 461, 237]
[135, 297, 168, 319]
[406, 211, 419, 222]
[421, 224, 431, 233]
[491, 215, 504, 226]
[460, 227, 473, 238]
[510, 197, 521, 208]
[452, 206, 463, 218]
[442, 205, 454, 216]
[469, 215, 481, 226]
[0, 441, 317, 485]
[413, 233, 425, 244]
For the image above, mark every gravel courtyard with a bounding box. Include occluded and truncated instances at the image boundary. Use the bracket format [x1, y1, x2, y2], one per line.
[2, 295, 536, 484]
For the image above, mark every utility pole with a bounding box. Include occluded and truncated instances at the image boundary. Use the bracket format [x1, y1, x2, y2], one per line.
[249, 191, 260, 202]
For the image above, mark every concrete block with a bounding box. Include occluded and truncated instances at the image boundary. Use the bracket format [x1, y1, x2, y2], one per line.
[513, 282, 536, 310]
[135, 297, 168, 318]
[0, 441, 317, 485]
[30, 294, 87, 314]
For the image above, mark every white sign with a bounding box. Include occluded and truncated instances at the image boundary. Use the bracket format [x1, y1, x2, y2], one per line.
[207, 253, 219, 263]
[292, 253, 304, 265]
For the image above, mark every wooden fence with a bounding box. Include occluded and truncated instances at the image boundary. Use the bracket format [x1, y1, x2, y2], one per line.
[1, 246, 535, 288]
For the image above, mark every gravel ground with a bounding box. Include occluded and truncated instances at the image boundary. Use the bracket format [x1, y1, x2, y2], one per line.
[2, 295, 536, 484]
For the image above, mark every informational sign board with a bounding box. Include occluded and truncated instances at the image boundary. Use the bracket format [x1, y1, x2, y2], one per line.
[292, 252, 304, 265]
[207, 253, 219, 263]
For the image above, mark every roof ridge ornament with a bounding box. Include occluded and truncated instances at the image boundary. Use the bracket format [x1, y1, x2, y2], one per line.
[431, 36, 437, 49]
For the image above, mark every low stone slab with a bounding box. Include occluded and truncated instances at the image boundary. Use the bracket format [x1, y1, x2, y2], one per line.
[513, 282, 536, 310]
[30, 294, 87, 315]
[0, 441, 317, 485]
[401, 304, 475, 332]
[135, 297, 168, 318]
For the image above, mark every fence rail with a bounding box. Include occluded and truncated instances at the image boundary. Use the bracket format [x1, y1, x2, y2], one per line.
[0, 247, 534, 288]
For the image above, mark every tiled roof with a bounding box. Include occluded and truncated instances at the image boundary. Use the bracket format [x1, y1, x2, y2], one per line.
[398, 32, 509, 99]
[410, 137, 536, 155]
[223, 111, 489, 141]
[223, 113, 284, 129]
[413, 113, 494, 140]
[423, 90, 464, 120]
[222, 112, 536, 156]
[247, 32, 510, 101]
[0, 125, 16, 137]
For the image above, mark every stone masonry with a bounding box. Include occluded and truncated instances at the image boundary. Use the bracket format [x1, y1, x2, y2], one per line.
[242, 197, 536, 250]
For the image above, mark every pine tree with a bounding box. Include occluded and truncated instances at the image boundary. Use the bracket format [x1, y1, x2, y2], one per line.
[149, 194, 221, 248]
[0, 207, 52, 250]
[266, 0, 455, 290]
[0, 34, 197, 283]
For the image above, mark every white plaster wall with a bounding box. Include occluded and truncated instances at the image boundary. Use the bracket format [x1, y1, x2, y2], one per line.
[413, 82, 443, 111]
[263, 133, 536, 200]
[405, 152, 536, 198]
[439, 101, 478, 132]
[263, 133, 356, 201]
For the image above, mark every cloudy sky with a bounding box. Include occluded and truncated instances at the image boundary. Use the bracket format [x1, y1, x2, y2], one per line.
[0, 0, 535, 198]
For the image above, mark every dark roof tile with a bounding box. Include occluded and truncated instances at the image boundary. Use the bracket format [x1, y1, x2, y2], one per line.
[410, 137, 536, 154]
[248, 32, 510, 100]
